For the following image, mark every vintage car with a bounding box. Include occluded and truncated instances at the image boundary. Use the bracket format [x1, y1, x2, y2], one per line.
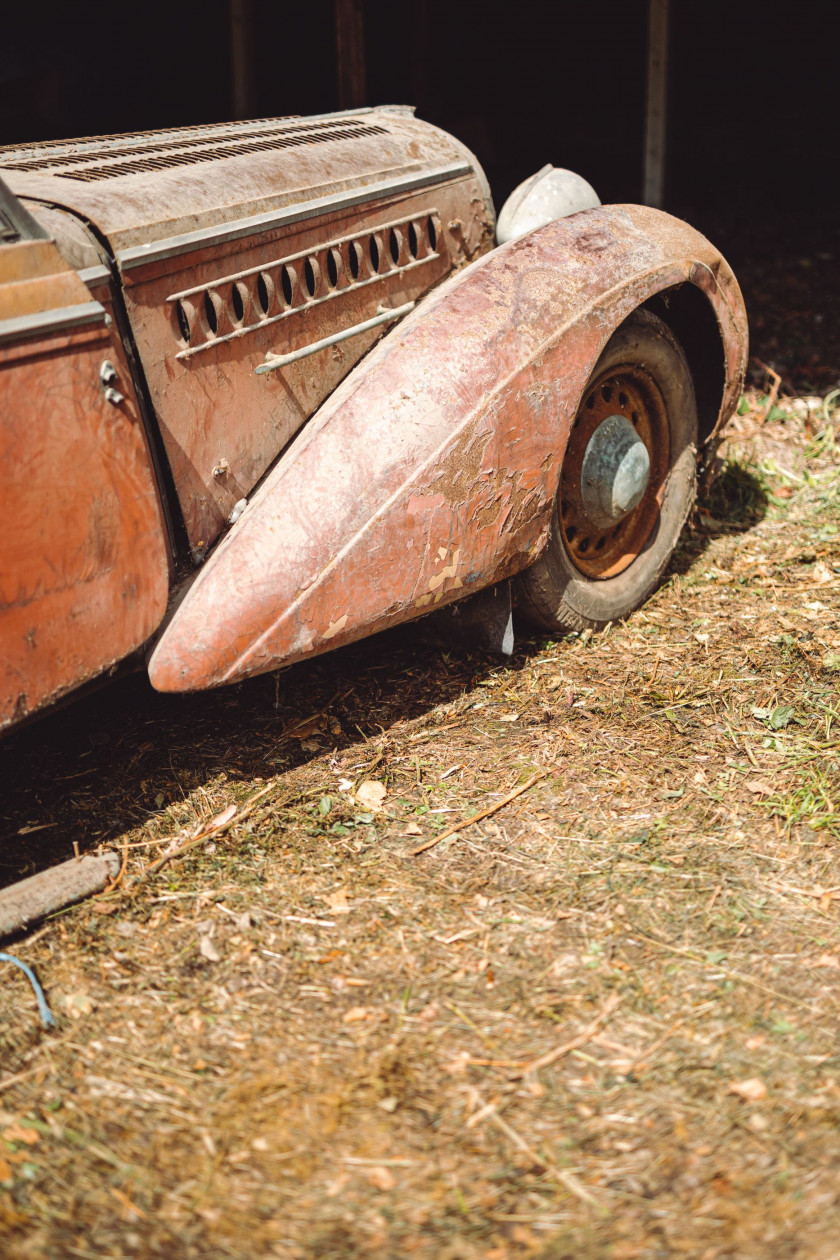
[0, 107, 747, 736]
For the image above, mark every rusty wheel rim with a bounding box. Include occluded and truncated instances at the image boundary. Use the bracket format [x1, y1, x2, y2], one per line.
[559, 364, 671, 579]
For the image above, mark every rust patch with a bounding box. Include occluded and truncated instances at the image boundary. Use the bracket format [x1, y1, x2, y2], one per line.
[0, 314, 169, 731]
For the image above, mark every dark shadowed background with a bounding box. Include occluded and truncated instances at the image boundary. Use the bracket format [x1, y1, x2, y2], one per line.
[2, 1, 837, 238]
[3, 1, 838, 396]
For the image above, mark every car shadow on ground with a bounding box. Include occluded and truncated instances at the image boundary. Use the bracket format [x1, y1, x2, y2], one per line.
[0, 622, 516, 888]
[668, 458, 769, 579]
[0, 463, 768, 890]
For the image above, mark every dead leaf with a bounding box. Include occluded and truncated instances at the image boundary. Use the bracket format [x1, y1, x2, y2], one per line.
[510, 1225, 537, 1247]
[343, 1006, 373, 1023]
[443, 1051, 472, 1076]
[2, 1124, 39, 1146]
[284, 714, 325, 740]
[746, 780, 774, 796]
[204, 803, 236, 834]
[325, 1171, 351, 1197]
[0, 1158, 12, 1183]
[813, 953, 840, 969]
[199, 936, 221, 963]
[61, 991, 95, 1019]
[729, 1077, 767, 1102]
[367, 1165, 396, 1191]
[403, 822, 423, 837]
[498, 712, 520, 722]
[354, 780, 387, 812]
[325, 888, 351, 914]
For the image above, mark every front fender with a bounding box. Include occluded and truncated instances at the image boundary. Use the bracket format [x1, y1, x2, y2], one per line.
[149, 203, 747, 692]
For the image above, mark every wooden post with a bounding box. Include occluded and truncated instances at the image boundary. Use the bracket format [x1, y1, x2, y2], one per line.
[643, 0, 669, 208]
[230, 0, 256, 120]
[335, 0, 367, 109]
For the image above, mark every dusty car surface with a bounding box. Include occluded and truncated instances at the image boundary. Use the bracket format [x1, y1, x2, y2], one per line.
[0, 107, 748, 735]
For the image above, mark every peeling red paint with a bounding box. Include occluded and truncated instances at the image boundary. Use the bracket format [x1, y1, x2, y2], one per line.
[0, 244, 169, 731]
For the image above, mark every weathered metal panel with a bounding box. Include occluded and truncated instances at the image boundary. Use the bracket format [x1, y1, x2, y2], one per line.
[2, 111, 494, 558]
[121, 179, 492, 556]
[0, 242, 170, 731]
[149, 204, 748, 694]
[0, 111, 492, 255]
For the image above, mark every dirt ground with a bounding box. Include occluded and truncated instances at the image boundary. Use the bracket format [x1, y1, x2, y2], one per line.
[2, 260, 840, 1258]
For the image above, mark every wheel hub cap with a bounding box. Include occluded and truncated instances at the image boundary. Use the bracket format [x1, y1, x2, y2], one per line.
[558, 366, 670, 579]
[580, 414, 651, 529]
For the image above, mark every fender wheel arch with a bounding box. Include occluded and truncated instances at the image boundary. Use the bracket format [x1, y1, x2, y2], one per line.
[643, 281, 727, 450]
[515, 307, 698, 634]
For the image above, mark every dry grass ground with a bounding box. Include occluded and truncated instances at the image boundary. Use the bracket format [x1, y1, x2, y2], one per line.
[1, 388, 839, 1259]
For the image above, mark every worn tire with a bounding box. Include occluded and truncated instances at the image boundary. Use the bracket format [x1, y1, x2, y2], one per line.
[516, 309, 698, 633]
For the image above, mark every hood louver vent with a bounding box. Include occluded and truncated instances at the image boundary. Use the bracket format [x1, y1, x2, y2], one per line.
[0, 118, 388, 184]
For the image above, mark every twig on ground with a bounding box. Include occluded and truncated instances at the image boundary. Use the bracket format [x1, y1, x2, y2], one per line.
[0, 1065, 44, 1094]
[412, 771, 547, 855]
[462, 992, 622, 1076]
[623, 1020, 683, 1076]
[99, 836, 129, 896]
[752, 358, 782, 420]
[138, 783, 277, 881]
[510, 991, 622, 1078]
[468, 1091, 601, 1208]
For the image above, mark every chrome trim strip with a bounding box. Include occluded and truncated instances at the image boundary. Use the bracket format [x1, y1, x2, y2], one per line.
[0, 299, 106, 343]
[255, 301, 415, 374]
[117, 163, 470, 270]
[77, 264, 112, 286]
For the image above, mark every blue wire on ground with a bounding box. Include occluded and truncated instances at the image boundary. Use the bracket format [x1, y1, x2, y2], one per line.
[0, 952, 56, 1029]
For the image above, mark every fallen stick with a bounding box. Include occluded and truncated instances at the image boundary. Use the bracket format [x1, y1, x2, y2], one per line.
[412, 771, 547, 856]
[464, 991, 622, 1077]
[138, 783, 275, 881]
[99, 836, 129, 896]
[512, 991, 622, 1077]
[0, 1065, 44, 1094]
[467, 1090, 601, 1209]
[751, 357, 782, 422]
[0, 852, 119, 941]
[622, 1020, 682, 1077]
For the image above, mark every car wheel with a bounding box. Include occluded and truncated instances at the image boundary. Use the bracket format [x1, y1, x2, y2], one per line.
[516, 308, 698, 633]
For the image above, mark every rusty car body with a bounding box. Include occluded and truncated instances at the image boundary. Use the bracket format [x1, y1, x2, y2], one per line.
[0, 108, 748, 735]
